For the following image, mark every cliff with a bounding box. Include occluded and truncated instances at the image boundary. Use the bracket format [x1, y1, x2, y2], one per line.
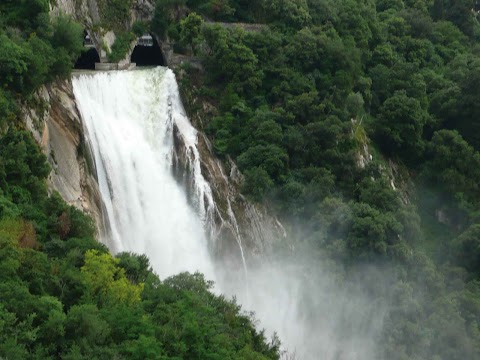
[22, 79, 106, 237]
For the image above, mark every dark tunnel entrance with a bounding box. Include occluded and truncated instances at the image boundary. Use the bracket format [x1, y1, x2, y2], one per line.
[74, 48, 100, 69]
[131, 35, 165, 66]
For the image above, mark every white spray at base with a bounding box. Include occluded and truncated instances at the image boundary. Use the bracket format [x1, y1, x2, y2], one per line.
[72, 67, 385, 360]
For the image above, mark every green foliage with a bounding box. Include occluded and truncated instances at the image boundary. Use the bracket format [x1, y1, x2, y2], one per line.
[262, 0, 311, 29]
[0, 128, 280, 359]
[347, 202, 403, 257]
[242, 167, 274, 201]
[454, 223, 480, 275]
[422, 130, 480, 213]
[0, 34, 29, 94]
[0, 0, 49, 31]
[81, 249, 144, 306]
[116, 252, 152, 284]
[97, 0, 134, 31]
[132, 21, 149, 37]
[203, 25, 264, 95]
[180, 12, 204, 54]
[172, 0, 480, 357]
[152, 0, 186, 38]
[186, 0, 236, 21]
[237, 145, 289, 181]
[109, 32, 136, 63]
[374, 90, 427, 162]
[0, 129, 50, 201]
[0, 3, 83, 132]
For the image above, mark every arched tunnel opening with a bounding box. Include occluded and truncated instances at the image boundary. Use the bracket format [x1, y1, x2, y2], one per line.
[74, 48, 100, 69]
[131, 34, 165, 66]
[75, 32, 99, 70]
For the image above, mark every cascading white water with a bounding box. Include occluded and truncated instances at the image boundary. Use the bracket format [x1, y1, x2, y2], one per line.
[72, 67, 217, 280]
[72, 67, 385, 360]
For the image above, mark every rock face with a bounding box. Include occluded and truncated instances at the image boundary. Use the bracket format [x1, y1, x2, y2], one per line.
[50, 0, 99, 24]
[172, 126, 286, 270]
[22, 79, 105, 237]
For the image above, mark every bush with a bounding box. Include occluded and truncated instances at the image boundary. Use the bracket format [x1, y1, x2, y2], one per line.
[109, 32, 135, 62]
[242, 167, 274, 201]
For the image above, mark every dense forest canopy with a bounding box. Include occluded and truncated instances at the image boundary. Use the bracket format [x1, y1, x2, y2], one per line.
[1, 0, 480, 359]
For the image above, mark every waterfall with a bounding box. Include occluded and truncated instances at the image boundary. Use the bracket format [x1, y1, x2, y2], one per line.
[72, 67, 220, 280]
[72, 67, 385, 360]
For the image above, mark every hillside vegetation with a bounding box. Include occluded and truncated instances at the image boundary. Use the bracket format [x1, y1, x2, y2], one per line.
[0, 1, 280, 359]
[154, 0, 480, 358]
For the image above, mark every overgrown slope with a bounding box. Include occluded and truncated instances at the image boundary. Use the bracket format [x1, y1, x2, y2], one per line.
[154, 0, 480, 358]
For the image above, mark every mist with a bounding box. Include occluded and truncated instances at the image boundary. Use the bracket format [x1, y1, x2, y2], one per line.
[216, 245, 392, 360]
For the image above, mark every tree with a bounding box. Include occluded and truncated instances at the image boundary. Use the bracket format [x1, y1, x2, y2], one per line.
[50, 16, 84, 60]
[0, 0, 49, 31]
[357, 177, 400, 212]
[242, 167, 274, 201]
[65, 304, 111, 354]
[347, 202, 403, 257]
[81, 250, 144, 307]
[432, 0, 445, 20]
[454, 61, 480, 149]
[203, 26, 264, 95]
[261, 0, 311, 28]
[345, 92, 365, 117]
[116, 252, 152, 284]
[422, 129, 480, 211]
[0, 304, 32, 359]
[0, 35, 29, 93]
[180, 12, 204, 54]
[237, 144, 289, 180]
[34, 296, 67, 354]
[374, 91, 427, 162]
[445, 0, 476, 37]
[376, 0, 405, 12]
[206, 0, 236, 21]
[430, 21, 468, 63]
[454, 224, 480, 274]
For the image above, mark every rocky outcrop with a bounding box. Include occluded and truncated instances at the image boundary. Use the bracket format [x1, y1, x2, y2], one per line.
[50, 0, 99, 25]
[172, 125, 286, 269]
[22, 79, 105, 237]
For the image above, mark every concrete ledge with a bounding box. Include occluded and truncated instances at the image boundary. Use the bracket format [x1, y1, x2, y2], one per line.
[94, 63, 136, 71]
[118, 62, 131, 70]
[95, 63, 118, 71]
